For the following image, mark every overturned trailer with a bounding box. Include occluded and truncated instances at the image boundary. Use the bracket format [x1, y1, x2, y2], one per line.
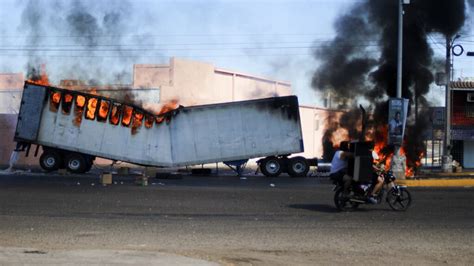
[14, 82, 316, 176]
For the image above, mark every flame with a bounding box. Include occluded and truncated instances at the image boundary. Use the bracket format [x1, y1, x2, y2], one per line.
[131, 111, 144, 135]
[155, 99, 179, 124]
[76, 95, 86, 108]
[73, 95, 86, 126]
[98, 100, 110, 122]
[49, 91, 61, 112]
[89, 88, 99, 95]
[86, 97, 98, 120]
[61, 93, 73, 114]
[109, 104, 121, 125]
[370, 125, 423, 178]
[52, 92, 61, 103]
[64, 94, 73, 103]
[122, 106, 133, 126]
[27, 64, 50, 86]
[145, 114, 154, 128]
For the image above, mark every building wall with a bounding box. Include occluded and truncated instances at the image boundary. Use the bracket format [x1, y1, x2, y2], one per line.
[452, 90, 474, 127]
[450, 82, 474, 168]
[464, 141, 474, 168]
[0, 114, 40, 167]
[133, 58, 292, 106]
[133, 64, 170, 88]
[0, 73, 24, 114]
[298, 106, 344, 159]
[133, 58, 323, 160]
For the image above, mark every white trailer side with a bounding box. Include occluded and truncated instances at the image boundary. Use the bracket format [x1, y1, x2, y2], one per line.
[15, 83, 304, 171]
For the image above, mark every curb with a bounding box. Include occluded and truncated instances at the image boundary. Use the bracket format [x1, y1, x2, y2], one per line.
[397, 179, 474, 187]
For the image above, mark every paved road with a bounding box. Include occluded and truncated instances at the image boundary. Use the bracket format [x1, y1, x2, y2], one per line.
[0, 172, 473, 265]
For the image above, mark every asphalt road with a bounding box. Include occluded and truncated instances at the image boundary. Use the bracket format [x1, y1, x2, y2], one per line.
[0, 172, 473, 265]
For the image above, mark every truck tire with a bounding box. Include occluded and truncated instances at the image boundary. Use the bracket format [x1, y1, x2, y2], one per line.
[39, 151, 62, 172]
[65, 153, 87, 174]
[287, 156, 309, 177]
[260, 157, 282, 177]
[84, 159, 93, 173]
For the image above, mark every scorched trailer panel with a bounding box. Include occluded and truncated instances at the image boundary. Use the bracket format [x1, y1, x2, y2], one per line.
[14, 82, 305, 172]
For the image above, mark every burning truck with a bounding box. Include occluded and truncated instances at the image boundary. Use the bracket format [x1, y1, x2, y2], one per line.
[13, 82, 316, 177]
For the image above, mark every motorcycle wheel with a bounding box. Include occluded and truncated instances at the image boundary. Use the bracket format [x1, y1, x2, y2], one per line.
[386, 187, 412, 211]
[334, 189, 359, 211]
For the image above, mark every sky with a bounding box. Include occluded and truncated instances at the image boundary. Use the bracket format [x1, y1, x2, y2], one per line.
[0, 0, 473, 107]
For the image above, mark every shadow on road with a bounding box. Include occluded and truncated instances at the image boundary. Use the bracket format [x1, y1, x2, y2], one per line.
[288, 204, 340, 213]
[288, 203, 387, 213]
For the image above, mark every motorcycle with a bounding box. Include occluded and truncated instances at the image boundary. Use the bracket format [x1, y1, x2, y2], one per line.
[332, 167, 412, 211]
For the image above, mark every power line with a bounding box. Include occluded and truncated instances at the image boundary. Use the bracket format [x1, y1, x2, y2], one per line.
[0, 33, 337, 39]
[0, 44, 382, 52]
[0, 53, 315, 58]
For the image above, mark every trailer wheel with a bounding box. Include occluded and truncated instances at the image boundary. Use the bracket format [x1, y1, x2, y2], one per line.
[260, 157, 282, 177]
[287, 157, 309, 177]
[84, 159, 93, 173]
[65, 153, 87, 174]
[39, 151, 62, 172]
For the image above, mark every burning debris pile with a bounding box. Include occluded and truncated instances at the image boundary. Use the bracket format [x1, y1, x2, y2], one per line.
[312, 0, 469, 176]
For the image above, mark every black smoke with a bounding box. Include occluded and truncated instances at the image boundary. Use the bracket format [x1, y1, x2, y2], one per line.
[313, 0, 468, 164]
[19, 0, 134, 85]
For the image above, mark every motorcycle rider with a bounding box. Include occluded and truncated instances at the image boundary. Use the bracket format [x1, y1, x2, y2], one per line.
[329, 141, 353, 196]
[330, 142, 384, 204]
[367, 150, 384, 204]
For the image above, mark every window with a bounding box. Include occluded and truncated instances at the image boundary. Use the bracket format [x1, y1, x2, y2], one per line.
[109, 103, 122, 126]
[466, 102, 474, 118]
[85, 97, 98, 120]
[97, 99, 110, 122]
[49, 90, 61, 112]
[121, 105, 133, 127]
[314, 114, 320, 131]
[61, 93, 73, 114]
[467, 93, 474, 102]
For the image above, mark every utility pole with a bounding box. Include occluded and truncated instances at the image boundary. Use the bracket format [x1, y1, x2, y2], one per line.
[396, 0, 404, 98]
[442, 34, 460, 172]
[391, 0, 408, 180]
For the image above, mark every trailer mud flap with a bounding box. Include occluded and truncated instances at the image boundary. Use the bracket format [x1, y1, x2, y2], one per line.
[15, 84, 47, 142]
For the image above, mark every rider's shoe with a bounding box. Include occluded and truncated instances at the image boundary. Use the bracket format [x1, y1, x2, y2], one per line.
[367, 196, 378, 204]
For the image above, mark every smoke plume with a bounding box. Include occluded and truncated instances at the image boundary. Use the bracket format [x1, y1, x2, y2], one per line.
[313, 0, 468, 168]
[20, 0, 135, 85]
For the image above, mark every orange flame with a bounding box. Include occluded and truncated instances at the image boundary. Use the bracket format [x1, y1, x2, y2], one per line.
[49, 91, 61, 112]
[155, 99, 179, 124]
[76, 95, 86, 108]
[98, 100, 110, 122]
[109, 104, 121, 125]
[89, 88, 99, 95]
[61, 93, 73, 114]
[73, 95, 86, 126]
[131, 111, 144, 135]
[144, 114, 154, 129]
[27, 64, 50, 86]
[64, 94, 73, 103]
[86, 97, 98, 120]
[122, 106, 133, 126]
[371, 125, 422, 178]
